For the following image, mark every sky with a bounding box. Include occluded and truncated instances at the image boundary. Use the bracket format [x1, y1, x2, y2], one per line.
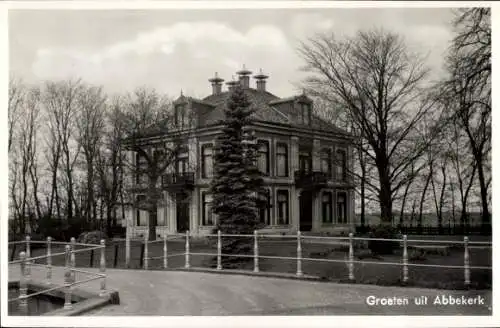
[9, 7, 456, 99]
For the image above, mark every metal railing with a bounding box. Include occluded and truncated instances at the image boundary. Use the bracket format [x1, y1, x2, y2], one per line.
[137, 230, 491, 286]
[8, 236, 107, 315]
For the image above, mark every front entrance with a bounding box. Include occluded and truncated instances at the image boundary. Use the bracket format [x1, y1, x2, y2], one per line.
[299, 191, 313, 232]
[176, 193, 190, 233]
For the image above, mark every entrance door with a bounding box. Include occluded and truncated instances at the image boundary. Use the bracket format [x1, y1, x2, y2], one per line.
[299, 191, 313, 232]
[176, 194, 190, 233]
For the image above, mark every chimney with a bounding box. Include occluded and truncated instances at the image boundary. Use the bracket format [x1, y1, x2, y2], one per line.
[208, 72, 224, 95]
[226, 76, 239, 92]
[254, 69, 269, 92]
[236, 65, 252, 89]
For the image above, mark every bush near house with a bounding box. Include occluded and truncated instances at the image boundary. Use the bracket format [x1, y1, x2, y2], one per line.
[366, 225, 401, 255]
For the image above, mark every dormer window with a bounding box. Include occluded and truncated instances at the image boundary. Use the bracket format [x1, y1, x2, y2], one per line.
[299, 102, 311, 125]
[175, 103, 188, 127]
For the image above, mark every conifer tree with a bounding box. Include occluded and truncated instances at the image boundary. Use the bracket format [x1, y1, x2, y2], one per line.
[210, 85, 266, 266]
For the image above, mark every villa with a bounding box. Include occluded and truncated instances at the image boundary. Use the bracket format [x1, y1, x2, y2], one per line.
[125, 67, 357, 237]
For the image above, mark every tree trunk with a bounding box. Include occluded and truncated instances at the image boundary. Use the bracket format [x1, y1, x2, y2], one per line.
[377, 157, 393, 225]
[418, 171, 432, 229]
[475, 158, 490, 231]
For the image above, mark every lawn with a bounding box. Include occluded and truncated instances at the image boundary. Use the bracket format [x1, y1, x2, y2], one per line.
[9, 236, 492, 291]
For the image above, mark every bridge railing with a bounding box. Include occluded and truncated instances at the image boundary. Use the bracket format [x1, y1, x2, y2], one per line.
[8, 236, 107, 315]
[138, 230, 491, 287]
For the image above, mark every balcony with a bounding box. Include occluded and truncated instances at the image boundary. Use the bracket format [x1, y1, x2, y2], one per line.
[294, 170, 329, 190]
[161, 172, 195, 191]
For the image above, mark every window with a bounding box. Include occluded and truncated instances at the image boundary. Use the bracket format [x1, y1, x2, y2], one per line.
[277, 190, 290, 225]
[258, 189, 271, 225]
[337, 192, 347, 224]
[177, 147, 189, 175]
[201, 192, 214, 226]
[322, 192, 333, 223]
[336, 149, 347, 181]
[276, 143, 288, 177]
[257, 140, 270, 175]
[299, 148, 312, 173]
[201, 144, 213, 178]
[136, 195, 147, 226]
[299, 103, 311, 125]
[136, 153, 148, 185]
[320, 148, 332, 177]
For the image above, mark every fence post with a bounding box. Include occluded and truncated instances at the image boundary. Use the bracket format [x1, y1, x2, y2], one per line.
[185, 230, 190, 269]
[464, 236, 471, 287]
[402, 235, 408, 283]
[100, 239, 106, 296]
[46, 237, 52, 284]
[125, 230, 131, 268]
[19, 251, 28, 315]
[63, 245, 72, 310]
[143, 233, 149, 270]
[25, 236, 31, 279]
[348, 233, 354, 281]
[253, 230, 259, 273]
[163, 231, 168, 269]
[296, 231, 303, 277]
[70, 237, 76, 283]
[217, 230, 222, 270]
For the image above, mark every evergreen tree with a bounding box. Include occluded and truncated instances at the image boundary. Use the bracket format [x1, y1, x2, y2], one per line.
[210, 85, 266, 267]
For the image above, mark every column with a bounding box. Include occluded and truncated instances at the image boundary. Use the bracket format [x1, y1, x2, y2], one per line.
[349, 189, 355, 231]
[190, 188, 199, 235]
[290, 137, 299, 175]
[311, 193, 321, 232]
[312, 139, 321, 171]
[157, 195, 165, 236]
[291, 186, 300, 232]
[188, 137, 198, 175]
[166, 192, 176, 233]
[290, 137, 300, 231]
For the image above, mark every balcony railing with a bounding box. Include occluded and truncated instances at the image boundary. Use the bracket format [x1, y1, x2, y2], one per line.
[294, 170, 329, 189]
[161, 172, 195, 190]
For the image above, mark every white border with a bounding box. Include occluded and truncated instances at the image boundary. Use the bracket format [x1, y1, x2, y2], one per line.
[1, 1, 498, 327]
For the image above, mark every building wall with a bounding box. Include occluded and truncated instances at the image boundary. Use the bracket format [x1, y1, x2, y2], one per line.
[126, 124, 356, 238]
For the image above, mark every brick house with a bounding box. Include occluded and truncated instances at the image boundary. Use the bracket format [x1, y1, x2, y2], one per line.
[126, 68, 356, 238]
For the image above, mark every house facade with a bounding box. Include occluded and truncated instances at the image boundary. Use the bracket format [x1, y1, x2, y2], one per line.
[125, 68, 356, 238]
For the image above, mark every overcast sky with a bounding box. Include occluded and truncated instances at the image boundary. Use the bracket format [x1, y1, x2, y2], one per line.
[9, 8, 455, 99]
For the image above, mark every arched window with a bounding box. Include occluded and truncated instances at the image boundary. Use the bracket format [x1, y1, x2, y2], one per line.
[201, 192, 214, 226]
[277, 190, 290, 225]
[276, 143, 288, 177]
[320, 148, 332, 177]
[257, 140, 270, 175]
[337, 192, 347, 224]
[201, 144, 213, 178]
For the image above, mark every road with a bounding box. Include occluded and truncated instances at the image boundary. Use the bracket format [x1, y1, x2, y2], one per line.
[9, 265, 492, 316]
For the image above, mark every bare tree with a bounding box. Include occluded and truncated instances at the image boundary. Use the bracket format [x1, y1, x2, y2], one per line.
[8, 78, 25, 153]
[96, 95, 127, 235]
[299, 28, 439, 224]
[441, 8, 491, 229]
[120, 87, 192, 240]
[43, 80, 82, 222]
[9, 85, 42, 234]
[76, 85, 107, 226]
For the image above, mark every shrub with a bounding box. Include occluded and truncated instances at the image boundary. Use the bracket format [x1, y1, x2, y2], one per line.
[353, 238, 369, 250]
[409, 248, 427, 261]
[78, 230, 108, 245]
[367, 225, 400, 255]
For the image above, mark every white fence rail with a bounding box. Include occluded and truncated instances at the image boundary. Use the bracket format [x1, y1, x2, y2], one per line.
[136, 230, 491, 287]
[8, 236, 107, 315]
